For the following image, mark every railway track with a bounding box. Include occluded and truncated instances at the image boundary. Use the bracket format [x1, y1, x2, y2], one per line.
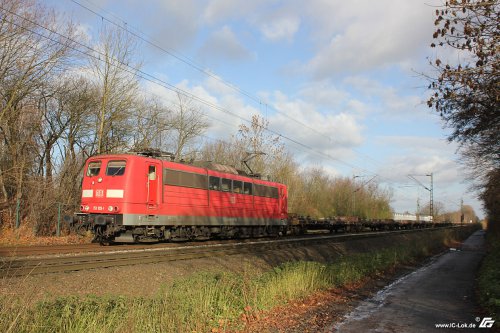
[0, 227, 456, 278]
[0, 243, 104, 257]
[0, 238, 250, 258]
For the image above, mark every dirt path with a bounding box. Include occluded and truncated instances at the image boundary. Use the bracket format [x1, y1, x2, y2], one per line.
[330, 230, 488, 332]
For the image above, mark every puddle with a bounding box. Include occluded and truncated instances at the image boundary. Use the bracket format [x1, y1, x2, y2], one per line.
[328, 252, 444, 332]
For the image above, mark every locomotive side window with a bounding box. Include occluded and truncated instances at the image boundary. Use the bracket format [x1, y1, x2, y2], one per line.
[106, 160, 126, 176]
[86, 161, 101, 176]
[243, 182, 253, 195]
[221, 178, 231, 192]
[209, 176, 220, 190]
[233, 180, 243, 193]
[253, 184, 264, 197]
[164, 169, 208, 189]
[254, 184, 279, 198]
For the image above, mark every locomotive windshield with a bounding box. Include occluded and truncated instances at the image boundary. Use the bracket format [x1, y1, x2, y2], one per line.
[106, 160, 126, 176]
[86, 161, 101, 176]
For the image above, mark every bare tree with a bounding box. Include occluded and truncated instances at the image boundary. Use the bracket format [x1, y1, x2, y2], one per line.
[0, 0, 80, 220]
[167, 93, 209, 161]
[198, 139, 242, 166]
[14, 75, 97, 234]
[292, 171, 392, 219]
[200, 114, 289, 178]
[236, 114, 284, 177]
[57, 77, 99, 162]
[441, 204, 478, 224]
[480, 168, 500, 233]
[131, 96, 171, 151]
[426, 0, 499, 228]
[88, 25, 141, 155]
[427, 0, 499, 167]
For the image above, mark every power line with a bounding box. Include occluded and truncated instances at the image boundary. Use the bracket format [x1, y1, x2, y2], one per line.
[68, 0, 392, 171]
[67, 0, 452, 191]
[1, 6, 371, 170]
[1, 4, 421, 194]
[69, 0, 261, 105]
[3, 4, 473, 217]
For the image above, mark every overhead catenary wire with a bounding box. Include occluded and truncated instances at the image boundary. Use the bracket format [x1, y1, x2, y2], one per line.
[68, 0, 393, 172]
[69, 0, 420, 186]
[1, 6, 374, 172]
[8, 11, 474, 216]
[69, 0, 261, 106]
[1, 4, 436, 198]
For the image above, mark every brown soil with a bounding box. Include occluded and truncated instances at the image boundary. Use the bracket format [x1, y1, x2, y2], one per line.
[0, 225, 92, 246]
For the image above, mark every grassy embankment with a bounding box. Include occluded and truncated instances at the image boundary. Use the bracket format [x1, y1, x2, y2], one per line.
[478, 222, 500, 328]
[0, 227, 477, 333]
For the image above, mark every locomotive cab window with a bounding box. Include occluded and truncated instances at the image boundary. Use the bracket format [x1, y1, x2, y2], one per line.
[209, 176, 220, 190]
[86, 161, 101, 176]
[106, 160, 126, 176]
[148, 165, 157, 180]
[221, 178, 231, 192]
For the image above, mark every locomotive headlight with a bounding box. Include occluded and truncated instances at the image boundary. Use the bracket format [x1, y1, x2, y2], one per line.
[108, 205, 114, 212]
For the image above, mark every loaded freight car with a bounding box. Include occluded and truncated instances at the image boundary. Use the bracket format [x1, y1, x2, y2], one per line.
[70, 151, 288, 244]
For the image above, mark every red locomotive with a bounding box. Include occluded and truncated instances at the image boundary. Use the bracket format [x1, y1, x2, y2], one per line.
[71, 150, 288, 243]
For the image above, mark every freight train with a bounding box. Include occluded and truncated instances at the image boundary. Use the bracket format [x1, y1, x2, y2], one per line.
[68, 150, 444, 244]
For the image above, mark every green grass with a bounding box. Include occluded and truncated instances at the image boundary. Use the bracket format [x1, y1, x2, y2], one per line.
[478, 228, 500, 327]
[0, 227, 476, 333]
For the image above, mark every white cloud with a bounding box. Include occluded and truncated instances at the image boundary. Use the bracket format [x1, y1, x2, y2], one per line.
[344, 76, 424, 115]
[298, 80, 350, 111]
[203, 1, 301, 43]
[260, 16, 300, 42]
[268, 91, 364, 163]
[144, 76, 365, 168]
[198, 26, 255, 63]
[203, 0, 266, 24]
[301, 0, 441, 77]
[375, 136, 465, 198]
[143, 0, 202, 51]
[368, 135, 482, 215]
[204, 74, 240, 96]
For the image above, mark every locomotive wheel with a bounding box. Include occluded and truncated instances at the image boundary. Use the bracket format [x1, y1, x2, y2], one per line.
[94, 226, 111, 246]
[75, 225, 88, 237]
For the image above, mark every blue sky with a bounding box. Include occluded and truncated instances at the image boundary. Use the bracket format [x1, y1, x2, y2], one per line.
[48, 0, 483, 218]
